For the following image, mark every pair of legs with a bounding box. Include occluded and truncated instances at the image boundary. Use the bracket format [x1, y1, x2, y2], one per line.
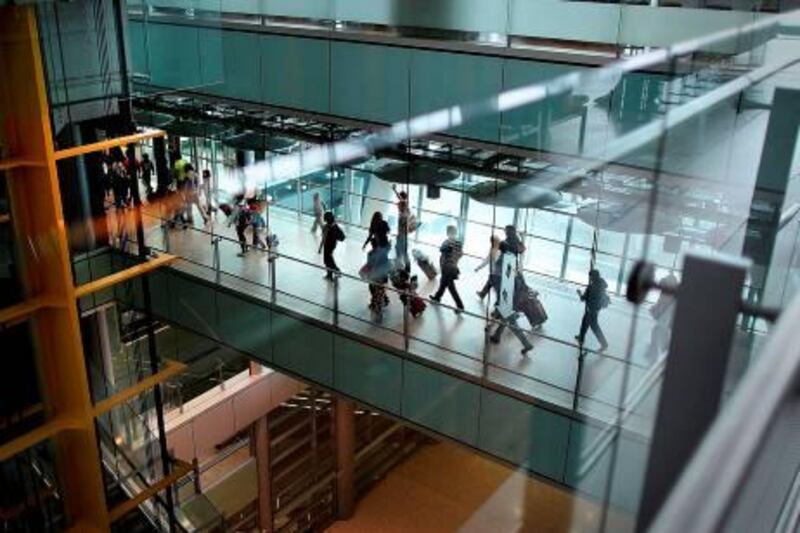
[395, 234, 410, 273]
[577, 310, 608, 349]
[489, 312, 533, 354]
[432, 271, 464, 311]
[311, 212, 323, 233]
[236, 224, 248, 255]
[323, 248, 340, 279]
[477, 274, 500, 299]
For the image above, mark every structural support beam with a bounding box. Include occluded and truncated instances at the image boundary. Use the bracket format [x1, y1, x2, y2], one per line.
[0, 7, 108, 529]
[0, 297, 54, 326]
[335, 399, 356, 520]
[107, 460, 193, 522]
[637, 252, 749, 531]
[74, 253, 176, 298]
[252, 415, 273, 533]
[92, 360, 187, 416]
[0, 416, 83, 462]
[53, 129, 165, 161]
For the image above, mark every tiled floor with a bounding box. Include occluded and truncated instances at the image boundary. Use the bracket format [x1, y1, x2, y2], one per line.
[135, 203, 667, 428]
[326, 440, 634, 533]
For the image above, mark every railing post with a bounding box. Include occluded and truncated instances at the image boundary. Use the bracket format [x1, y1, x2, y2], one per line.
[637, 252, 749, 531]
[269, 255, 277, 304]
[213, 236, 221, 284]
[162, 220, 170, 254]
[403, 289, 410, 352]
[333, 275, 339, 327]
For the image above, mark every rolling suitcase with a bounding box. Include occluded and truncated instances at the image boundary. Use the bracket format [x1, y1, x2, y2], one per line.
[521, 290, 547, 328]
[412, 249, 438, 280]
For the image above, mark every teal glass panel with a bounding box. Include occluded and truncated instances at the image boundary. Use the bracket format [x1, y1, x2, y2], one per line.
[330, 41, 410, 124]
[264, 0, 331, 19]
[401, 361, 480, 446]
[170, 275, 218, 336]
[333, 337, 402, 414]
[334, 0, 507, 34]
[128, 21, 148, 76]
[509, 0, 622, 45]
[216, 291, 272, 361]
[410, 50, 502, 142]
[478, 390, 570, 481]
[608, 434, 648, 513]
[564, 420, 612, 500]
[147, 23, 201, 89]
[198, 27, 223, 89]
[261, 35, 330, 113]
[501, 59, 584, 152]
[212, 30, 262, 102]
[271, 312, 333, 385]
[147, 270, 174, 321]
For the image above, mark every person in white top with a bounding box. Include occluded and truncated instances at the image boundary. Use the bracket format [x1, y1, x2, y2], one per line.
[475, 234, 501, 300]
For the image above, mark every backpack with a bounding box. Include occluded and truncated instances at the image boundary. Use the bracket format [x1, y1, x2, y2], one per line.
[334, 224, 345, 242]
[599, 291, 610, 309]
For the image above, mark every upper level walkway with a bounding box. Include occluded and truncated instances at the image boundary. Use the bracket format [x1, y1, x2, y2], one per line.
[131, 200, 755, 428]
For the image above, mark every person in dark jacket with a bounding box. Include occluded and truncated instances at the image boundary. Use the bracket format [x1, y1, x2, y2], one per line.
[319, 211, 344, 280]
[575, 269, 610, 351]
[430, 225, 464, 313]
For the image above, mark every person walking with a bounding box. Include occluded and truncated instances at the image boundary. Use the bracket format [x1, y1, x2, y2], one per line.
[475, 234, 501, 300]
[430, 225, 465, 313]
[185, 164, 210, 225]
[319, 211, 345, 280]
[228, 195, 251, 256]
[249, 198, 267, 250]
[310, 192, 326, 234]
[202, 169, 214, 217]
[140, 153, 154, 196]
[576, 269, 610, 351]
[392, 185, 415, 273]
[362, 211, 392, 309]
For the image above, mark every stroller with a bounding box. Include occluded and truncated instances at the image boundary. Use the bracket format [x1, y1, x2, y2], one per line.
[390, 268, 426, 318]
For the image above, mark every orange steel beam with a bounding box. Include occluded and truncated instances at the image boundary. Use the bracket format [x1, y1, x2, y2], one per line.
[0, 296, 55, 326]
[92, 360, 187, 416]
[0, 157, 45, 171]
[107, 460, 194, 523]
[0, 7, 109, 529]
[0, 416, 83, 462]
[74, 253, 177, 299]
[54, 130, 165, 161]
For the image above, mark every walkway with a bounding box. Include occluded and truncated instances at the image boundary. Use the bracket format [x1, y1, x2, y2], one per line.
[136, 203, 663, 427]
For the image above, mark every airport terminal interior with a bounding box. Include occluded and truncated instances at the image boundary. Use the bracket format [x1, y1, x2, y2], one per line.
[2, 0, 800, 531]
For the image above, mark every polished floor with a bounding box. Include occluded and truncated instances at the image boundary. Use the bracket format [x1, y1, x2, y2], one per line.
[327, 440, 634, 533]
[133, 202, 667, 429]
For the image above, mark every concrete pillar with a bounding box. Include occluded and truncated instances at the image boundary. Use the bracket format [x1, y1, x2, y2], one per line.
[335, 399, 356, 519]
[252, 416, 273, 533]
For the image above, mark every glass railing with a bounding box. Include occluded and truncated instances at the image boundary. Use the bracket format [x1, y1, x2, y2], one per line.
[129, 0, 777, 56]
[650, 292, 800, 532]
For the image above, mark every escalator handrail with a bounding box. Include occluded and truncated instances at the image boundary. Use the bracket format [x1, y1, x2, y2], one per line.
[651, 292, 800, 532]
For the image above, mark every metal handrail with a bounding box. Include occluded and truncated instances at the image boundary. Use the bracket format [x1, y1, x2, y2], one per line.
[650, 292, 800, 532]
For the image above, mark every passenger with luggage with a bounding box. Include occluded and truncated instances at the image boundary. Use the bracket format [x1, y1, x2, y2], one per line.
[390, 269, 426, 318]
[487, 225, 534, 354]
[430, 225, 465, 314]
[318, 211, 345, 280]
[575, 269, 610, 352]
[362, 212, 392, 312]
